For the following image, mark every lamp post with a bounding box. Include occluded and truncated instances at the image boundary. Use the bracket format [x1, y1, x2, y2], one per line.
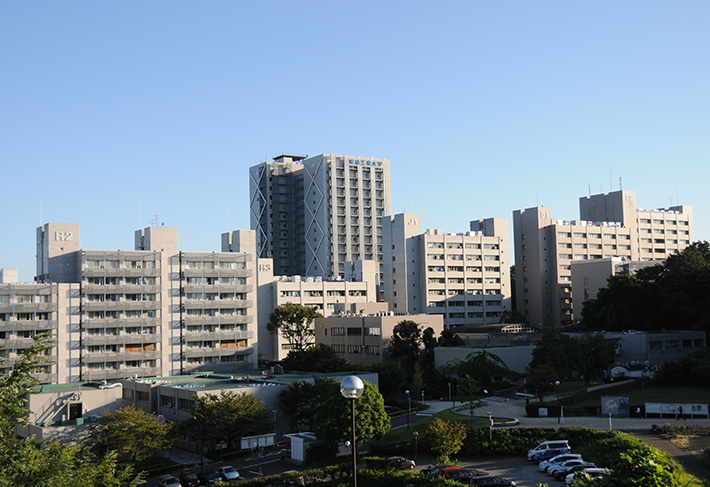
[555, 380, 560, 423]
[193, 416, 205, 473]
[405, 390, 411, 430]
[413, 431, 419, 458]
[487, 411, 493, 442]
[341, 376, 364, 487]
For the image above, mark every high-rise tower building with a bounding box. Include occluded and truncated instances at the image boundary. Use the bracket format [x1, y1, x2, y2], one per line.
[249, 154, 391, 293]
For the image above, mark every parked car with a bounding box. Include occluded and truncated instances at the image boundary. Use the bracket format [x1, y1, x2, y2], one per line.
[388, 456, 416, 469]
[565, 468, 609, 485]
[196, 470, 222, 485]
[436, 466, 462, 478]
[532, 448, 567, 463]
[422, 465, 455, 476]
[179, 471, 200, 487]
[445, 468, 488, 484]
[527, 440, 571, 461]
[157, 475, 182, 487]
[469, 475, 516, 486]
[217, 466, 239, 481]
[552, 462, 596, 481]
[547, 459, 590, 477]
[539, 453, 583, 472]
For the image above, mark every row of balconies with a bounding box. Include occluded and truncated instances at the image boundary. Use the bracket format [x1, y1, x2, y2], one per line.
[182, 284, 252, 294]
[183, 345, 255, 358]
[182, 299, 253, 310]
[84, 301, 161, 312]
[83, 268, 161, 277]
[84, 350, 160, 362]
[83, 317, 160, 328]
[182, 269, 251, 278]
[184, 330, 253, 341]
[83, 284, 161, 294]
[84, 333, 160, 346]
[182, 315, 253, 325]
[83, 367, 161, 381]
[0, 320, 57, 331]
[0, 303, 55, 313]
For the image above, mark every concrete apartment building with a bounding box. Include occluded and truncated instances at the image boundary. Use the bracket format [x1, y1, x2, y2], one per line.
[222, 229, 379, 362]
[249, 154, 391, 291]
[314, 313, 445, 367]
[1, 223, 259, 384]
[514, 190, 693, 329]
[382, 213, 511, 329]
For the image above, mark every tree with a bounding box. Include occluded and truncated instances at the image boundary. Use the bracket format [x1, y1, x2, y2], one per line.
[530, 331, 581, 379]
[524, 364, 558, 402]
[266, 302, 323, 353]
[314, 380, 390, 446]
[188, 390, 274, 449]
[0, 334, 144, 486]
[425, 418, 467, 464]
[89, 404, 176, 462]
[499, 309, 527, 324]
[279, 344, 349, 373]
[575, 447, 683, 487]
[457, 375, 483, 421]
[279, 378, 337, 432]
[437, 328, 465, 347]
[0, 333, 53, 436]
[454, 350, 519, 389]
[576, 333, 616, 383]
[387, 320, 423, 374]
[366, 362, 407, 402]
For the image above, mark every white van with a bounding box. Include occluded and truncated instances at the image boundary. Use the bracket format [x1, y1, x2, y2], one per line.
[527, 440, 571, 460]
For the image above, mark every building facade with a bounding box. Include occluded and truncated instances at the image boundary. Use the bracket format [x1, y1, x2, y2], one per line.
[0, 223, 259, 384]
[383, 213, 511, 328]
[514, 190, 693, 329]
[249, 154, 391, 290]
[313, 313, 444, 367]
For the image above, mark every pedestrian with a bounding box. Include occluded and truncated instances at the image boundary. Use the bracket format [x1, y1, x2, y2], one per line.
[678, 405, 685, 421]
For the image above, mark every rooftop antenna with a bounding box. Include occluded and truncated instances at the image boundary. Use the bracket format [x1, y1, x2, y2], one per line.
[536, 192, 539, 207]
[588, 185, 591, 197]
[150, 208, 160, 227]
[619, 177, 622, 191]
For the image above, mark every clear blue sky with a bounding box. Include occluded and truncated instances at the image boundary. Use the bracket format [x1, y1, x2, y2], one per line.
[2, 2, 709, 282]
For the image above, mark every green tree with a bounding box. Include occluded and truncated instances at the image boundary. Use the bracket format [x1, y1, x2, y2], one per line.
[454, 350, 519, 389]
[576, 333, 616, 383]
[0, 334, 144, 486]
[387, 320, 423, 374]
[457, 375, 483, 421]
[499, 309, 527, 324]
[437, 328, 465, 347]
[188, 390, 274, 449]
[280, 344, 349, 373]
[279, 378, 337, 432]
[574, 447, 683, 487]
[366, 362, 407, 402]
[0, 333, 53, 436]
[530, 331, 581, 379]
[410, 365, 425, 401]
[524, 364, 558, 402]
[314, 380, 390, 446]
[267, 302, 323, 352]
[425, 418, 467, 464]
[89, 404, 176, 462]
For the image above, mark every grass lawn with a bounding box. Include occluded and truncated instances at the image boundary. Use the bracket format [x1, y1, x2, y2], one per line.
[369, 409, 511, 448]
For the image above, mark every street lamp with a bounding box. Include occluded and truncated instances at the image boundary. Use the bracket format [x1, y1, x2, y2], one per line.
[555, 380, 561, 424]
[341, 376, 364, 487]
[405, 390, 411, 430]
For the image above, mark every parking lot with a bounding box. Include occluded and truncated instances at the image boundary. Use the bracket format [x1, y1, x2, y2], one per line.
[451, 458, 564, 486]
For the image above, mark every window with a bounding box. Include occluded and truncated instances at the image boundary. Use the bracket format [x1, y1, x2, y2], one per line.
[558, 232, 571, 238]
[331, 345, 346, 353]
[366, 345, 380, 354]
[347, 327, 362, 336]
[331, 327, 345, 336]
[365, 327, 381, 336]
[347, 345, 362, 354]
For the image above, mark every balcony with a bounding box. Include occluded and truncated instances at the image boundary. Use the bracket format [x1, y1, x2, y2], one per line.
[84, 333, 160, 346]
[0, 319, 57, 331]
[184, 330, 253, 342]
